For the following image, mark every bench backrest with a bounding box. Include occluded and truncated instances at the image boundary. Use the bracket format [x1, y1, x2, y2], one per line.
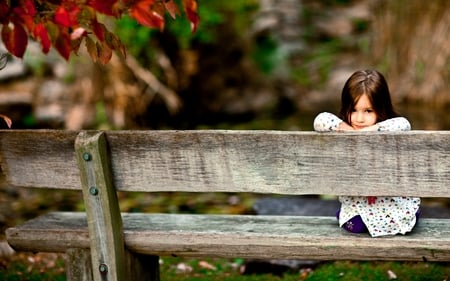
[1, 130, 449, 197]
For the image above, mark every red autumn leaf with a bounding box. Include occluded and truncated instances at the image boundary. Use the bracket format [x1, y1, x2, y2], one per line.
[13, 0, 36, 30]
[91, 19, 106, 42]
[54, 6, 71, 27]
[0, 2, 10, 23]
[34, 23, 51, 53]
[129, 0, 165, 30]
[1, 0, 197, 62]
[2, 21, 28, 58]
[54, 29, 72, 60]
[97, 41, 113, 64]
[70, 36, 83, 55]
[84, 36, 113, 64]
[85, 36, 98, 62]
[11, 12, 33, 33]
[20, 0, 37, 18]
[67, 4, 81, 27]
[182, 0, 199, 33]
[0, 114, 12, 128]
[88, 0, 119, 16]
[54, 4, 80, 28]
[164, 0, 180, 19]
[105, 30, 126, 59]
[151, 0, 166, 19]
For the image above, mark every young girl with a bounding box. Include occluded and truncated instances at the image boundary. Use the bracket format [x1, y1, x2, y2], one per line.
[313, 69, 420, 237]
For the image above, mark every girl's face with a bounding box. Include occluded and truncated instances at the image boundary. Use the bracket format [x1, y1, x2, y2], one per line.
[350, 94, 378, 130]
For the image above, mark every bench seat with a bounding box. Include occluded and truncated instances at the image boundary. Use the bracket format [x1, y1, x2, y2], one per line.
[6, 212, 450, 261]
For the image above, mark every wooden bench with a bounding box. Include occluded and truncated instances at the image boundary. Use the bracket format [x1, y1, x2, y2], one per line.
[2, 130, 450, 281]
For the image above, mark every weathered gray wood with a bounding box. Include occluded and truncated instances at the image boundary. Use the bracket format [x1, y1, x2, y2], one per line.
[66, 248, 93, 281]
[1, 130, 450, 197]
[75, 132, 126, 281]
[0, 130, 80, 189]
[6, 212, 450, 261]
[4, 128, 450, 279]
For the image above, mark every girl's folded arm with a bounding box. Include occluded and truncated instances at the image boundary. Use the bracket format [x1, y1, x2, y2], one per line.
[313, 112, 343, 132]
[377, 117, 411, 132]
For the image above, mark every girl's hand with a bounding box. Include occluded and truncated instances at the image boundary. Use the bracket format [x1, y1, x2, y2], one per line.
[340, 124, 380, 131]
[358, 125, 380, 131]
[336, 122, 354, 131]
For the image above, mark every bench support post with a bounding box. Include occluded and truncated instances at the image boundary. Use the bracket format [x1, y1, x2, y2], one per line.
[66, 248, 93, 281]
[75, 131, 160, 281]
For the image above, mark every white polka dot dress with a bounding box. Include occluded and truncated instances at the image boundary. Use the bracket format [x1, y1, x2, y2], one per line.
[313, 112, 419, 237]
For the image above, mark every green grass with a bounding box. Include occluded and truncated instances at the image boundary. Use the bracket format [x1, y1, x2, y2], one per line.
[2, 253, 449, 281]
[305, 261, 449, 281]
[160, 258, 450, 281]
[0, 253, 66, 281]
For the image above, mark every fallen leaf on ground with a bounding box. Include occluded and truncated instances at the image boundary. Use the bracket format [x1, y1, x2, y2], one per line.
[199, 260, 217, 270]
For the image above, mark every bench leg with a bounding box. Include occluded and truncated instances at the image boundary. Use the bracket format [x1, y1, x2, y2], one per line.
[65, 248, 160, 281]
[126, 252, 160, 281]
[66, 248, 93, 281]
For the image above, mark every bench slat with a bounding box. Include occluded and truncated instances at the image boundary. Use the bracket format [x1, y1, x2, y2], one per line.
[6, 212, 450, 262]
[0, 130, 80, 189]
[1, 130, 450, 196]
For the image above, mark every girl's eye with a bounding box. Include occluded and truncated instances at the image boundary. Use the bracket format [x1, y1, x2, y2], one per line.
[366, 109, 373, 113]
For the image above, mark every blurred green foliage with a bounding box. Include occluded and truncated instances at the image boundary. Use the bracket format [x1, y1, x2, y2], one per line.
[114, 1, 282, 74]
[252, 35, 280, 74]
[115, 1, 259, 53]
[291, 38, 345, 88]
[114, 0, 374, 89]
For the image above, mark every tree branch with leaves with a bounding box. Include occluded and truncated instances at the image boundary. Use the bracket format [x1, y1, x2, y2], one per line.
[0, 0, 199, 64]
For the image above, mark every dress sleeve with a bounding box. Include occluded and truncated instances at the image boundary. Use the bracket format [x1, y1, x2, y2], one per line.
[313, 112, 343, 132]
[377, 117, 411, 132]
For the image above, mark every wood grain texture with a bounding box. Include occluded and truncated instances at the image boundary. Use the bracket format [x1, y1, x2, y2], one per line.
[1, 130, 450, 197]
[6, 212, 450, 261]
[66, 249, 93, 281]
[0, 130, 80, 189]
[75, 132, 127, 281]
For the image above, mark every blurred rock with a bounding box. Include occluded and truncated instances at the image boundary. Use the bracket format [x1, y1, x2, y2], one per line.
[254, 196, 339, 216]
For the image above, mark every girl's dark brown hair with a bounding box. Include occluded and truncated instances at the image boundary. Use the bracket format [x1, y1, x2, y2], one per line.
[339, 69, 399, 124]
